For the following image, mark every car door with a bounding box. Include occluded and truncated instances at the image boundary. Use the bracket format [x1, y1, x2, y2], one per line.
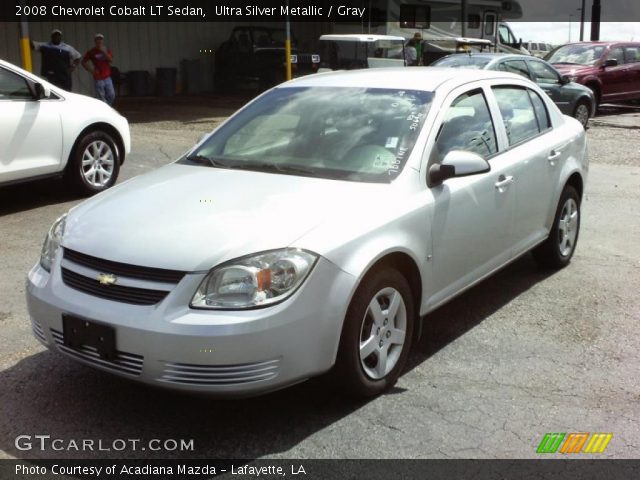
[527, 59, 572, 115]
[426, 85, 517, 306]
[599, 46, 627, 100]
[0, 66, 64, 183]
[623, 45, 640, 98]
[491, 84, 564, 254]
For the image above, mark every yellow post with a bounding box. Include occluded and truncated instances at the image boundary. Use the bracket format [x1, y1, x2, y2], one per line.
[19, 16, 33, 72]
[285, 2, 292, 81]
[285, 38, 292, 81]
[20, 37, 33, 72]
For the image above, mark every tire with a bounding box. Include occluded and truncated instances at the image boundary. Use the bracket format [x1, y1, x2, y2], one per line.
[334, 268, 415, 398]
[65, 131, 120, 196]
[586, 84, 601, 110]
[532, 185, 581, 269]
[573, 100, 590, 129]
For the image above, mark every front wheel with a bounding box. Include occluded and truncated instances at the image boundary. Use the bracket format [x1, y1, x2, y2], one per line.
[573, 100, 591, 129]
[65, 131, 120, 196]
[533, 185, 581, 269]
[334, 268, 415, 398]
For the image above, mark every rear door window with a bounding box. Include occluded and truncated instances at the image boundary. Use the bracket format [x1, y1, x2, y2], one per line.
[623, 46, 640, 64]
[492, 86, 545, 147]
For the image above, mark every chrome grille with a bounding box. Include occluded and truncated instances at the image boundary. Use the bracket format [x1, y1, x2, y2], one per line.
[51, 329, 143, 376]
[61, 268, 169, 305]
[159, 359, 280, 386]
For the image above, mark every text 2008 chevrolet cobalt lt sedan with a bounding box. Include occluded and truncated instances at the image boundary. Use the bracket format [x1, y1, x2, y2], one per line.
[27, 69, 588, 398]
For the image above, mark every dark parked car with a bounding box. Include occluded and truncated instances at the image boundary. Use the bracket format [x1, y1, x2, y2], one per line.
[432, 53, 595, 128]
[545, 41, 640, 106]
[215, 26, 320, 89]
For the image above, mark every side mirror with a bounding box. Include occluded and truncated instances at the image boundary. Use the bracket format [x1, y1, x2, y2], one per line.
[560, 74, 571, 84]
[429, 150, 490, 185]
[33, 82, 50, 99]
[603, 59, 618, 68]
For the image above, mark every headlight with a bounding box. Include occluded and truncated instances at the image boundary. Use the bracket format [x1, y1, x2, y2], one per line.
[311, 54, 321, 64]
[191, 249, 318, 309]
[290, 54, 298, 64]
[40, 214, 67, 272]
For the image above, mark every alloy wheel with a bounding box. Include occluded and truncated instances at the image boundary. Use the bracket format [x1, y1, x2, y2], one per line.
[557, 198, 579, 257]
[359, 287, 407, 380]
[81, 140, 115, 188]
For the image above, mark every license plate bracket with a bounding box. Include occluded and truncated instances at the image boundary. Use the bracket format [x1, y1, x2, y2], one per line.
[62, 315, 116, 361]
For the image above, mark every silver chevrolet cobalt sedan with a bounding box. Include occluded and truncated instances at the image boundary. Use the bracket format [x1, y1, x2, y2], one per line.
[27, 68, 587, 398]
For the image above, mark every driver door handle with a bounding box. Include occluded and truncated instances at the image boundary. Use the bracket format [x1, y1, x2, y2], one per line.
[495, 175, 514, 191]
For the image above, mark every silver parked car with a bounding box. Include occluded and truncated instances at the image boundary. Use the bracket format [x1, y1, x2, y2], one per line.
[431, 53, 596, 128]
[27, 69, 588, 398]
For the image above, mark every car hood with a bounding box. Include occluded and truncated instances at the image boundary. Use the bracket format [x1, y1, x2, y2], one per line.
[552, 64, 597, 76]
[63, 164, 386, 272]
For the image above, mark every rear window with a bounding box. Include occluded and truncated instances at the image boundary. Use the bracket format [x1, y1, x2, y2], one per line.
[432, 56, 492, 69]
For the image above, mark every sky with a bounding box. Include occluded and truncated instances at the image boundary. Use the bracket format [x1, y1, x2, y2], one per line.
[509, 22, 639, 45]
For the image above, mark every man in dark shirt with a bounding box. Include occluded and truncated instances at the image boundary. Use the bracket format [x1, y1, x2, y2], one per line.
[81, 33, 115, 105]
[32, 29, 81, 91]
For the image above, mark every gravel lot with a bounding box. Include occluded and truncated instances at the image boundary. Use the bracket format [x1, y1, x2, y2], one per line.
[1, 97, 638, 460]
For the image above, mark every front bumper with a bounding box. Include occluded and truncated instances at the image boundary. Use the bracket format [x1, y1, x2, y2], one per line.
[26, 253, 355, 397]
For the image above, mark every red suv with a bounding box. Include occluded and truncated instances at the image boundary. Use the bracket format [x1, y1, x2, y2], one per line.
[546, 42, 640, 106]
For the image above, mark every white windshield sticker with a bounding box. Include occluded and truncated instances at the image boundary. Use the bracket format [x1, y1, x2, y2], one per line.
[385, 137, 399, 149]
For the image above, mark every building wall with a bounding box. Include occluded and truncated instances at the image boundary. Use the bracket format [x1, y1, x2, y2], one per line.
[0, 22, 284, 96]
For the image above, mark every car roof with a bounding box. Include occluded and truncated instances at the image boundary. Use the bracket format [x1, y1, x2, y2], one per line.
[320, 34, 405, 42]
[562, 41, 640, 46]
[283, 67, 524, 91]
[439, 53, 536, 61]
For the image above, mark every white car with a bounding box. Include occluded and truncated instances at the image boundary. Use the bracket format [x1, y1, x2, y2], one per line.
[27, 68, 587, 398]
[0, 60, 130, 195]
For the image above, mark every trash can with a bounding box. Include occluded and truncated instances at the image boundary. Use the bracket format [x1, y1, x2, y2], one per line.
[127, 70, 150, 96]
[156, 67, 177, 97]
[181, 59, 203, 94]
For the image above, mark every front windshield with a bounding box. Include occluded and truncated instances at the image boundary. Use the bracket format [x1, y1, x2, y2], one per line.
[433, 56, 492, 69]
[183, 87, 433, 183]
[546, 45, 605, 65]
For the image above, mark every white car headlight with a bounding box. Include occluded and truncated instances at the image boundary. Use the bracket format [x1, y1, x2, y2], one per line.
[191, 249, 318, 309]
[40, 214, 67, 272]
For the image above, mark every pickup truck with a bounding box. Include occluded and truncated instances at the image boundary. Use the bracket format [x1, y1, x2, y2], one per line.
[215, 26, 320, 89]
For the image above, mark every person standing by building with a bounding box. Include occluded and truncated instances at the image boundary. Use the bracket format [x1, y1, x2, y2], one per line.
[31, 29, 81, 91]
[81, 34, 115, 105]
[413, 32, 423, 66]
[405, 38, 418, 66]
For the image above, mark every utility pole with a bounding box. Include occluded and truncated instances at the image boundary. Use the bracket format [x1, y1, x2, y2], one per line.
[579, 0, 586, 41]
[591, 0, 601, 41]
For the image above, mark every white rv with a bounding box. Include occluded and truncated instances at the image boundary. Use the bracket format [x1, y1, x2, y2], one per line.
[335, 0, 528, 63]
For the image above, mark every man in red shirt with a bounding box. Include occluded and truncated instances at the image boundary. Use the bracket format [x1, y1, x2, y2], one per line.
[81, 34, 115, 105]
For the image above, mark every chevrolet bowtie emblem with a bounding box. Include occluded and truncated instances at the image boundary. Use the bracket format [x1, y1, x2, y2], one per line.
[97, 273, 118, 286]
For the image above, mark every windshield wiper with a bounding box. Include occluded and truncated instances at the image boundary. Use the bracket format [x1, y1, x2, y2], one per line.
[184, 155, 232, 168]
[230, 162, 318, 176]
